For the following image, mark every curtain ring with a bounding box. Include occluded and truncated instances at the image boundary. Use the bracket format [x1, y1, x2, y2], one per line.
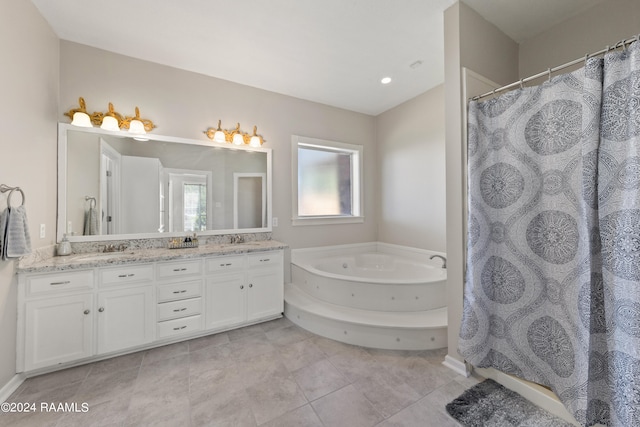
[519, 79, 524, 89]
[547, 68, 552, 82]
[7, 187, 25, 207]
[584, 53, 590, 64]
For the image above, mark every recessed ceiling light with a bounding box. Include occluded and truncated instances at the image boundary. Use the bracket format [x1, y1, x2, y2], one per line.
[381, 77, 392, 85]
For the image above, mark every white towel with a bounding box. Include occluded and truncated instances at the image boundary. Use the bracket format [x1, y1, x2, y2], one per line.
[0, 208, 8, 260]
[3, 205, 32, 259]
[83, 207, 99, 235]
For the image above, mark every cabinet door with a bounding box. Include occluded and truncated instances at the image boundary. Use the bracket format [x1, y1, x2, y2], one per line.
[25, 294, 93, 371]
[247, 268, 283, 321]
[97, 286, 154, 354]
[205, 273, 245, 330]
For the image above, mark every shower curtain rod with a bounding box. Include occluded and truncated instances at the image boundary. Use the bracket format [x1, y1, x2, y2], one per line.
[471, 34, 640, 101]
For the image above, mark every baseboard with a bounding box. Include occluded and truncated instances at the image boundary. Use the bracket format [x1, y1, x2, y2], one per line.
[442, 354, 470, 377]
[0, 373, 25, 402]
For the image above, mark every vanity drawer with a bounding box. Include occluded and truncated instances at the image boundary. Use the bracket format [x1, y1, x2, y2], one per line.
[157, 260, 202, 279]
[100, 264, 154, 287]
[206, 255, 245, 273]
[157, 315, 202, 339]
[247, 252, 282, 268]
[26, 270, 94, 296]
[157, 297, 202, 321]
[157, 280, 202, 302]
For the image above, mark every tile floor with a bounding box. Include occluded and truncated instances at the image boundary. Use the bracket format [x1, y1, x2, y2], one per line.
[3, 317, 479, 426]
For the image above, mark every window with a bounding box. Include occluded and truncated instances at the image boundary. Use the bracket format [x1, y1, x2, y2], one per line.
[292, 135, 363, 225]
[183, 183, 207, 232]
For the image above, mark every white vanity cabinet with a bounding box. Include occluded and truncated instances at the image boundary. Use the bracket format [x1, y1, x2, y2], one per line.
[246, 252, 284, 321]
[17, 246, 284, 374]
[21, 270, 94, 372]
[205, 251, 284, 331]
[96, 264, 155, 354]
[205, 255, 246, 330]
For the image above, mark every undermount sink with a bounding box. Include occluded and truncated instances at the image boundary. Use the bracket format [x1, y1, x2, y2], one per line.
[74, 251, 136, 262]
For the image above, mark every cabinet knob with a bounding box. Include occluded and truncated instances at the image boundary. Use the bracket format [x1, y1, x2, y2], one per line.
[98, 307, 105, 312]
[249, 283, 253, 288]
[84, 309, 90, 315]
[240, 285, 244, 290]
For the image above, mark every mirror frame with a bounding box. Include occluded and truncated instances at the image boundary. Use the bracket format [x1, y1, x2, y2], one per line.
[57, 123, 273, 243]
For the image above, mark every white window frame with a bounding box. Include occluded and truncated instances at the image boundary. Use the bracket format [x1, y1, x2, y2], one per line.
[291, 135, 364, 226]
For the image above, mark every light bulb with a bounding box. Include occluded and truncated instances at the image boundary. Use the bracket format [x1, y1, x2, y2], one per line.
[128, 119, 145, 135]
[232, 133, 244, 145]
[249, 136, 262, 147]
[101, 115, 120, 131]
[71, 112, 92, 127]
[214, 130, 226, 143]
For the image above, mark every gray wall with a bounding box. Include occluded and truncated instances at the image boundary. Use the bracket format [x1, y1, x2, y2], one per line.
[0, 0, 59, 390]
[376, 85, 446, 251]
[519, 0, 640, 78]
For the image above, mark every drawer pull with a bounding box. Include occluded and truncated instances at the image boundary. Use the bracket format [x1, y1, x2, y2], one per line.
[84, 309, 90, 315]
[98, 307, 105, 313]
[50, 281, 71, 286]
[117, 274, 136, 278]
[249, 283, 253, 288]
[172, 290, 187, 294]
[219, 263, 233, 267]
[260, 259, 270, 262]
[240, 285, 244, 290]
[173, 308, 187, 312]
[173, 325, 187, 331]
[173, 268, 188, 272]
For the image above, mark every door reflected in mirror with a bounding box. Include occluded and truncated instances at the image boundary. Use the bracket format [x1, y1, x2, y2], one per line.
[59, 124, 272, 242]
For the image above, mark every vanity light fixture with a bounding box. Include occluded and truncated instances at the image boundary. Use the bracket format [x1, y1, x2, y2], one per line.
[203, 120, 266, 147]
[65, 97, 156, 138]
[64, 97, 93, 127]
[121, 106, 156, 140]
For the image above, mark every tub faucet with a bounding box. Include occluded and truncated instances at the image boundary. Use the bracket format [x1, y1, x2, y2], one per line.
[430, 254, 447, 269]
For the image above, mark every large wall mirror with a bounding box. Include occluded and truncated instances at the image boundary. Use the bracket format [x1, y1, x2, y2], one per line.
[57, 124, 272, 242]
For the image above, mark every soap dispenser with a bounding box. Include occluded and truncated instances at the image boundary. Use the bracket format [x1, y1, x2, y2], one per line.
[57, 234, 72, 256]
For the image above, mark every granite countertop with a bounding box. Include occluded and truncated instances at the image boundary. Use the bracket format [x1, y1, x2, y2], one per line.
[18, 240, 288, 274]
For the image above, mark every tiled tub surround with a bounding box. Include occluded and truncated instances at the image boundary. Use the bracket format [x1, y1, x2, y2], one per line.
[15, 239, 287, 378]
[5, 318, 476, 427]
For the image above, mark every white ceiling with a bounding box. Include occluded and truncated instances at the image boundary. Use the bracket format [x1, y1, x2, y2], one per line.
[31, 0, 604, 116]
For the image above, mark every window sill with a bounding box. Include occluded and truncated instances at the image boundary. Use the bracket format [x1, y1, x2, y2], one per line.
[292, 216, 364, 226]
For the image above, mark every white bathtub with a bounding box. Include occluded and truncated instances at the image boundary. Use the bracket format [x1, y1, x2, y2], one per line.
[311, 252, 445, 284]
[285, 242, 448, 350]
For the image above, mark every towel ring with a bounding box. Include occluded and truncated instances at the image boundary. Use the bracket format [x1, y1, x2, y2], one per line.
[6, 187, 25, 207]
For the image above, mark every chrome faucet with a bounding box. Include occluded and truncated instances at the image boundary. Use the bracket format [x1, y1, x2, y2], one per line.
[230, 234, 245, 244]
[102, 244, 117, 253]
[430, 254, 447, 269]
[102, 243, 128, 253]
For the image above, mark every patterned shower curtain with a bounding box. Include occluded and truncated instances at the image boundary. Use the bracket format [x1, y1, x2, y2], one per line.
[459, 40, 640, 427]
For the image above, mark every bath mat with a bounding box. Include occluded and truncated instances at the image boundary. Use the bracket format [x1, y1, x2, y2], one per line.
[445, 379, 574, 427]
